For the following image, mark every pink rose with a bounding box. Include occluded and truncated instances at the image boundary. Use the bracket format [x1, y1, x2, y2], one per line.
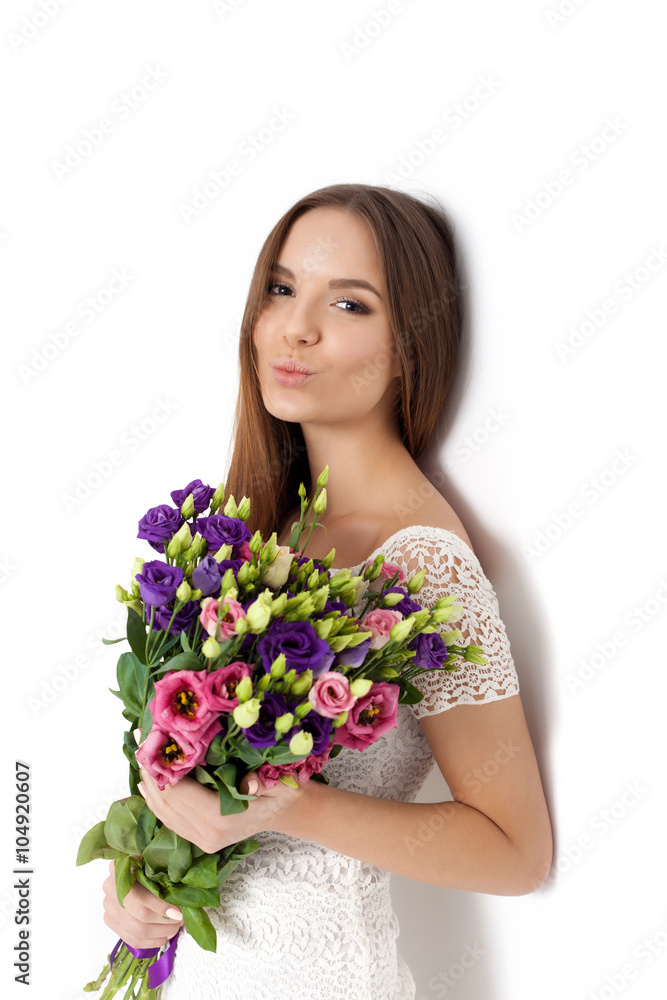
[308, 671, 356, 718]
[149, 669, 219, 737]
[332, 682, 399, 752]
[237, 540, 253, 562]
[257, 742, 334, 788]
[361, 608, 404, 649]
[135, 725, 216, 790]
[206, 661, 254, 712]
[366, 559, 405, 593]
[199, 595, 247, 641]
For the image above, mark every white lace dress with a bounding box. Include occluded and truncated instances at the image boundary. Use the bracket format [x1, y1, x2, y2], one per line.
[98, 526, 521, 1000]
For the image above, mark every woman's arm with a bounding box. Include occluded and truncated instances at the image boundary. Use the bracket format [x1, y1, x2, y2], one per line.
[273, 694, 553, 896]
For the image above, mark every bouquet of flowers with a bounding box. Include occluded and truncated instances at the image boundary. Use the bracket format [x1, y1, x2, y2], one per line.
[77, 466, 488, 998]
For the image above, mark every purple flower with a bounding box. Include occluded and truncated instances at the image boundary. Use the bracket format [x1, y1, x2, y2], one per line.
[136, 561, 184, 607]
[256, 620, 335, 678]
[150, 600, 200, 634]
[170, 479, 215, 515]
[407, 631, 449, 670]
[383, 586, 423, 617]
[196, 515, 251, 550]
[286, 706, 332, 756]
[191, 554, 224, 597]
[137, 505, 183, 552]
[245, 692, 290, 749]
[336, 636, 371, 669]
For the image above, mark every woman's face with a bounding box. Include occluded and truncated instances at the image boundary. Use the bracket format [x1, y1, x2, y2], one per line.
[252, 207, 402, 429]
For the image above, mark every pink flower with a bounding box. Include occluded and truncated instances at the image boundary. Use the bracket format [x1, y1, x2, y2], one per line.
[149, 669, 219, 737]
[237, 540, 253, 562]
[206, 661, 254, 712]
[308, 671, 356, 718]
[199, 595, 247, 641]
[257, 742, 334, 788]
[366, 559, 405, 593]
[135, 725, 216, 790]
[361, 608, 404, 649]
[332, 682, 399, 752]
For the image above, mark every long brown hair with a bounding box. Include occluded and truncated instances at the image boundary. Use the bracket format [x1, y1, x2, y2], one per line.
[224, 183, 463, 540]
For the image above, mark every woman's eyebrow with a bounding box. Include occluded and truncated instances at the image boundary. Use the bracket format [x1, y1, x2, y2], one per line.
[270, 263, 383, 300]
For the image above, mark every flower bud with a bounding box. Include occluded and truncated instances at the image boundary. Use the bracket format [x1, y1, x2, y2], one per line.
[278, 774, 300, 788]
[223, 495, 239, 518]
[233, 617, 249, 635]
[235, 675, 254, 702]
[465, 645, 488, 665]
[175, 580, 192, 603]
[270, 654, 286, 679]
[236, 562, 251, 586]
[213, 544, 234, 564]
[379, 666, 399, 678]
[115, 584, 132, 604]
[270, 593, 288, 618]
[237, 496, 251, 520]
[316, 465, 329, 487]
[294, 702, 312, 720]
[275, 711, 294, 733]
[298, 482, 307, 499]
[167, 521, 193, 558]
[389, 616, 415, 642]
[249, 530, 263, 554]
[312, 488, 327, 515]
[349, 678, 373, 698]
[283, 668, 297, 684]
[209, 482, 225, 513]
[257, 672, 271, 691]
[321, 547, 336, 570]
[439, 629, 462, 645]
[307, 569, 320, 589]
[190, 587, 202, 601]
[180, 493, 195, 520]
[201, 636, 221, 658]
[332, 710, 348, 728]
[127, 599, 143, 617]
[431, 604, 463, 624]
[245, 596, 272, 632]
[289, 730, 313, 756]
[407, 567, 426, 594]
[382, 591, 404, 607]
[290, 669, 313, 697]
[233, 697, 261, 728]
[131, 557, 145, 579]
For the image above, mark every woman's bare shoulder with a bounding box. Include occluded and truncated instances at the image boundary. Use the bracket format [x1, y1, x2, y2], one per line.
[374, 491, 475, 557]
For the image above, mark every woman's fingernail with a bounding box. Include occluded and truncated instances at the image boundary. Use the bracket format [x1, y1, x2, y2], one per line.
[137, 782, 146, 798]
[248, 780, 258, 794]
[165, 907, 182, 920]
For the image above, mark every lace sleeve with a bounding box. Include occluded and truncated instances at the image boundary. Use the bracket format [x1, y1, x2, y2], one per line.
[379, 527, 520, 719]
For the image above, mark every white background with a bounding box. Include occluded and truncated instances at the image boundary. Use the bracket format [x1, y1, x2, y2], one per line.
[2, 2, 666, 999]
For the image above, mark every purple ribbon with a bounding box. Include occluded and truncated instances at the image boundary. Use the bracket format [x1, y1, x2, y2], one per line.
[109, 931, 179, 988]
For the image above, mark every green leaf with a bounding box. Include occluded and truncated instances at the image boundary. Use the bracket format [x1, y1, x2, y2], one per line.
[180, 632, 192, 653]
[132, 806, 155, 854]
[193, 765, 218, 790]
[104, 796, 146, 855]
[204, 733, 229, 767]
[180, 905, 217, 952]
[114, 854, 135, 904]
[134, 868, 164, 899]
[182, 854, 218, 889]
[163, 883, 220, 908]
[143, 824, 192, 882]
[102, 635, 126, 645]
[155, 652, 204, 676]
[116, 652, 148, 717]
[127, 606, 147, 662]
[213, 774, 247, 816]
[76, 821, 108, 866]
[398, 679, 425, 705]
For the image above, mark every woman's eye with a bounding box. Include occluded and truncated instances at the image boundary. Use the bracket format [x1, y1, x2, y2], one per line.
[266, 282, 369, 316]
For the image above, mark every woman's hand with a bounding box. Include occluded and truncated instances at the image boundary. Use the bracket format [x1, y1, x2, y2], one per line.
[136, 766, 311, 854]
[102, 860, 184, 950]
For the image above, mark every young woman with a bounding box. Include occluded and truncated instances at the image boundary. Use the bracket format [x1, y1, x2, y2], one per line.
[98, 183, 553, 999]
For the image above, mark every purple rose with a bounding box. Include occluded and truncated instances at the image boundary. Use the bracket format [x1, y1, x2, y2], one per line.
[136, 560, 184, 607]
[407, 631, 449, 670]
[191, 554, 224, 597]
[170, 479, 215, 515]
[286, 707, 332, 756]
[196, 515, 251, 550]
[256, 620, 335, 678]
[151, 599, 200, 634]
[336, 636, 371, 669]
[245, 692, 290, 748]
[137, 505, 183, 552]
[383, 587, 423, 617]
